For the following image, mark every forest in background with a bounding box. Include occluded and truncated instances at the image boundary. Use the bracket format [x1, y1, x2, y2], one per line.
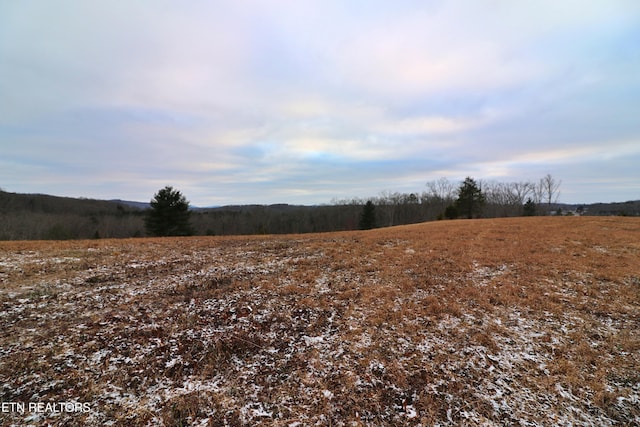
[1, 178, 639, 240]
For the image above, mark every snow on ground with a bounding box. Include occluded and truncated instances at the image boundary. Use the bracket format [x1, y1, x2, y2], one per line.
[1, 218, 639, 425]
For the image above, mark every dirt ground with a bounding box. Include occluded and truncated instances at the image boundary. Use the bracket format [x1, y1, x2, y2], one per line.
[1, 216, 638, 426]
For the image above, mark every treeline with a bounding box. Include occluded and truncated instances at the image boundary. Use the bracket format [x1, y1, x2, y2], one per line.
[1, 176, 638, 240]
[333, 175, 562, 223]
[191, 204, 363, 235]
[0, 191, 145, 240]
[580, 200, 640, 216]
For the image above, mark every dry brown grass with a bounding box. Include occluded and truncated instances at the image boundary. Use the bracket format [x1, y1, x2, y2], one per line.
[1, 217, 639, 426]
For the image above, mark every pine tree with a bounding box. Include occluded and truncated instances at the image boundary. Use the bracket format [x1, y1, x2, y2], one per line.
[359, 200, 376, 230]
[444, 204, 458, 219]
[145, 186, 193, 236]
[455, 177, 485, 219]
[523, 198, 537, 216]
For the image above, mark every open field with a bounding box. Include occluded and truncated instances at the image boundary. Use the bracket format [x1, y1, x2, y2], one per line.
[1, 217, 639, 426]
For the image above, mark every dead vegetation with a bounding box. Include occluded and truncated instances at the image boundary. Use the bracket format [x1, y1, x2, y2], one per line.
[1, 217, 638, 426]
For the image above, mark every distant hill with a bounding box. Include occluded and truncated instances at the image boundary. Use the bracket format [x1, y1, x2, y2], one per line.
[1, 189, 638, 240]
[0, 190, 146, 240]
[552, 200, 640, 216]
[0, 190, 145, 215]
[108, 199, 151, 210]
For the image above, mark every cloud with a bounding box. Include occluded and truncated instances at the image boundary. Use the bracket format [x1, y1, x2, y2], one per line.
[1, 1, 639, 205]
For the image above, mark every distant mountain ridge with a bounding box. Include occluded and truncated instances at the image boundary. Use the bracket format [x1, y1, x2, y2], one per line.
[108, 199, 151, 210]
[4, 189, 638, 216]
[1, 188, 638, 240]
[0, 190, 146, 214]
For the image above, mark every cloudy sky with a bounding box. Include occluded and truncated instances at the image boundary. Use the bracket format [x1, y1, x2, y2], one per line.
[1, 1, 639, 206]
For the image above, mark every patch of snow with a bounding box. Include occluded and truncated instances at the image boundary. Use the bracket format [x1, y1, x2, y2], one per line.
[405, 405, 417, 418]
[303, 335, 324, 346]
[165, 355, 182, 368]
[368, 360, 386, 375]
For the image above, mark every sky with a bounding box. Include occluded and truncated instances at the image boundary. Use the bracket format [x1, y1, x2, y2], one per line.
[1, 1, 639, 206]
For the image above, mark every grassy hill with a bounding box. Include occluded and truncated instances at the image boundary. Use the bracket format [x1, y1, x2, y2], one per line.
[0, 190, 146, 240]
[1, 217, 638, 425]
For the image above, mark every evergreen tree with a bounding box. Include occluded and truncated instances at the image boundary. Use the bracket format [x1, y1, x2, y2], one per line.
[523, 198, 537, 216]
[145, 186, 193, 236]
[444, 204, 458, 219]
[359, 200, 376, 230]
[455, 177, 485, 219]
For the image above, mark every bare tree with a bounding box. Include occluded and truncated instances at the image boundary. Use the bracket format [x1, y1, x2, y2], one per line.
[511, 181, 534, 205]
[377, 190, 404, 226]
[425, 177, 456, 217]
[426, 177, 456, 202]
[484, 181, 512, 217]
[532, 181, 544, 205]
[539, 174, 561, 214]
